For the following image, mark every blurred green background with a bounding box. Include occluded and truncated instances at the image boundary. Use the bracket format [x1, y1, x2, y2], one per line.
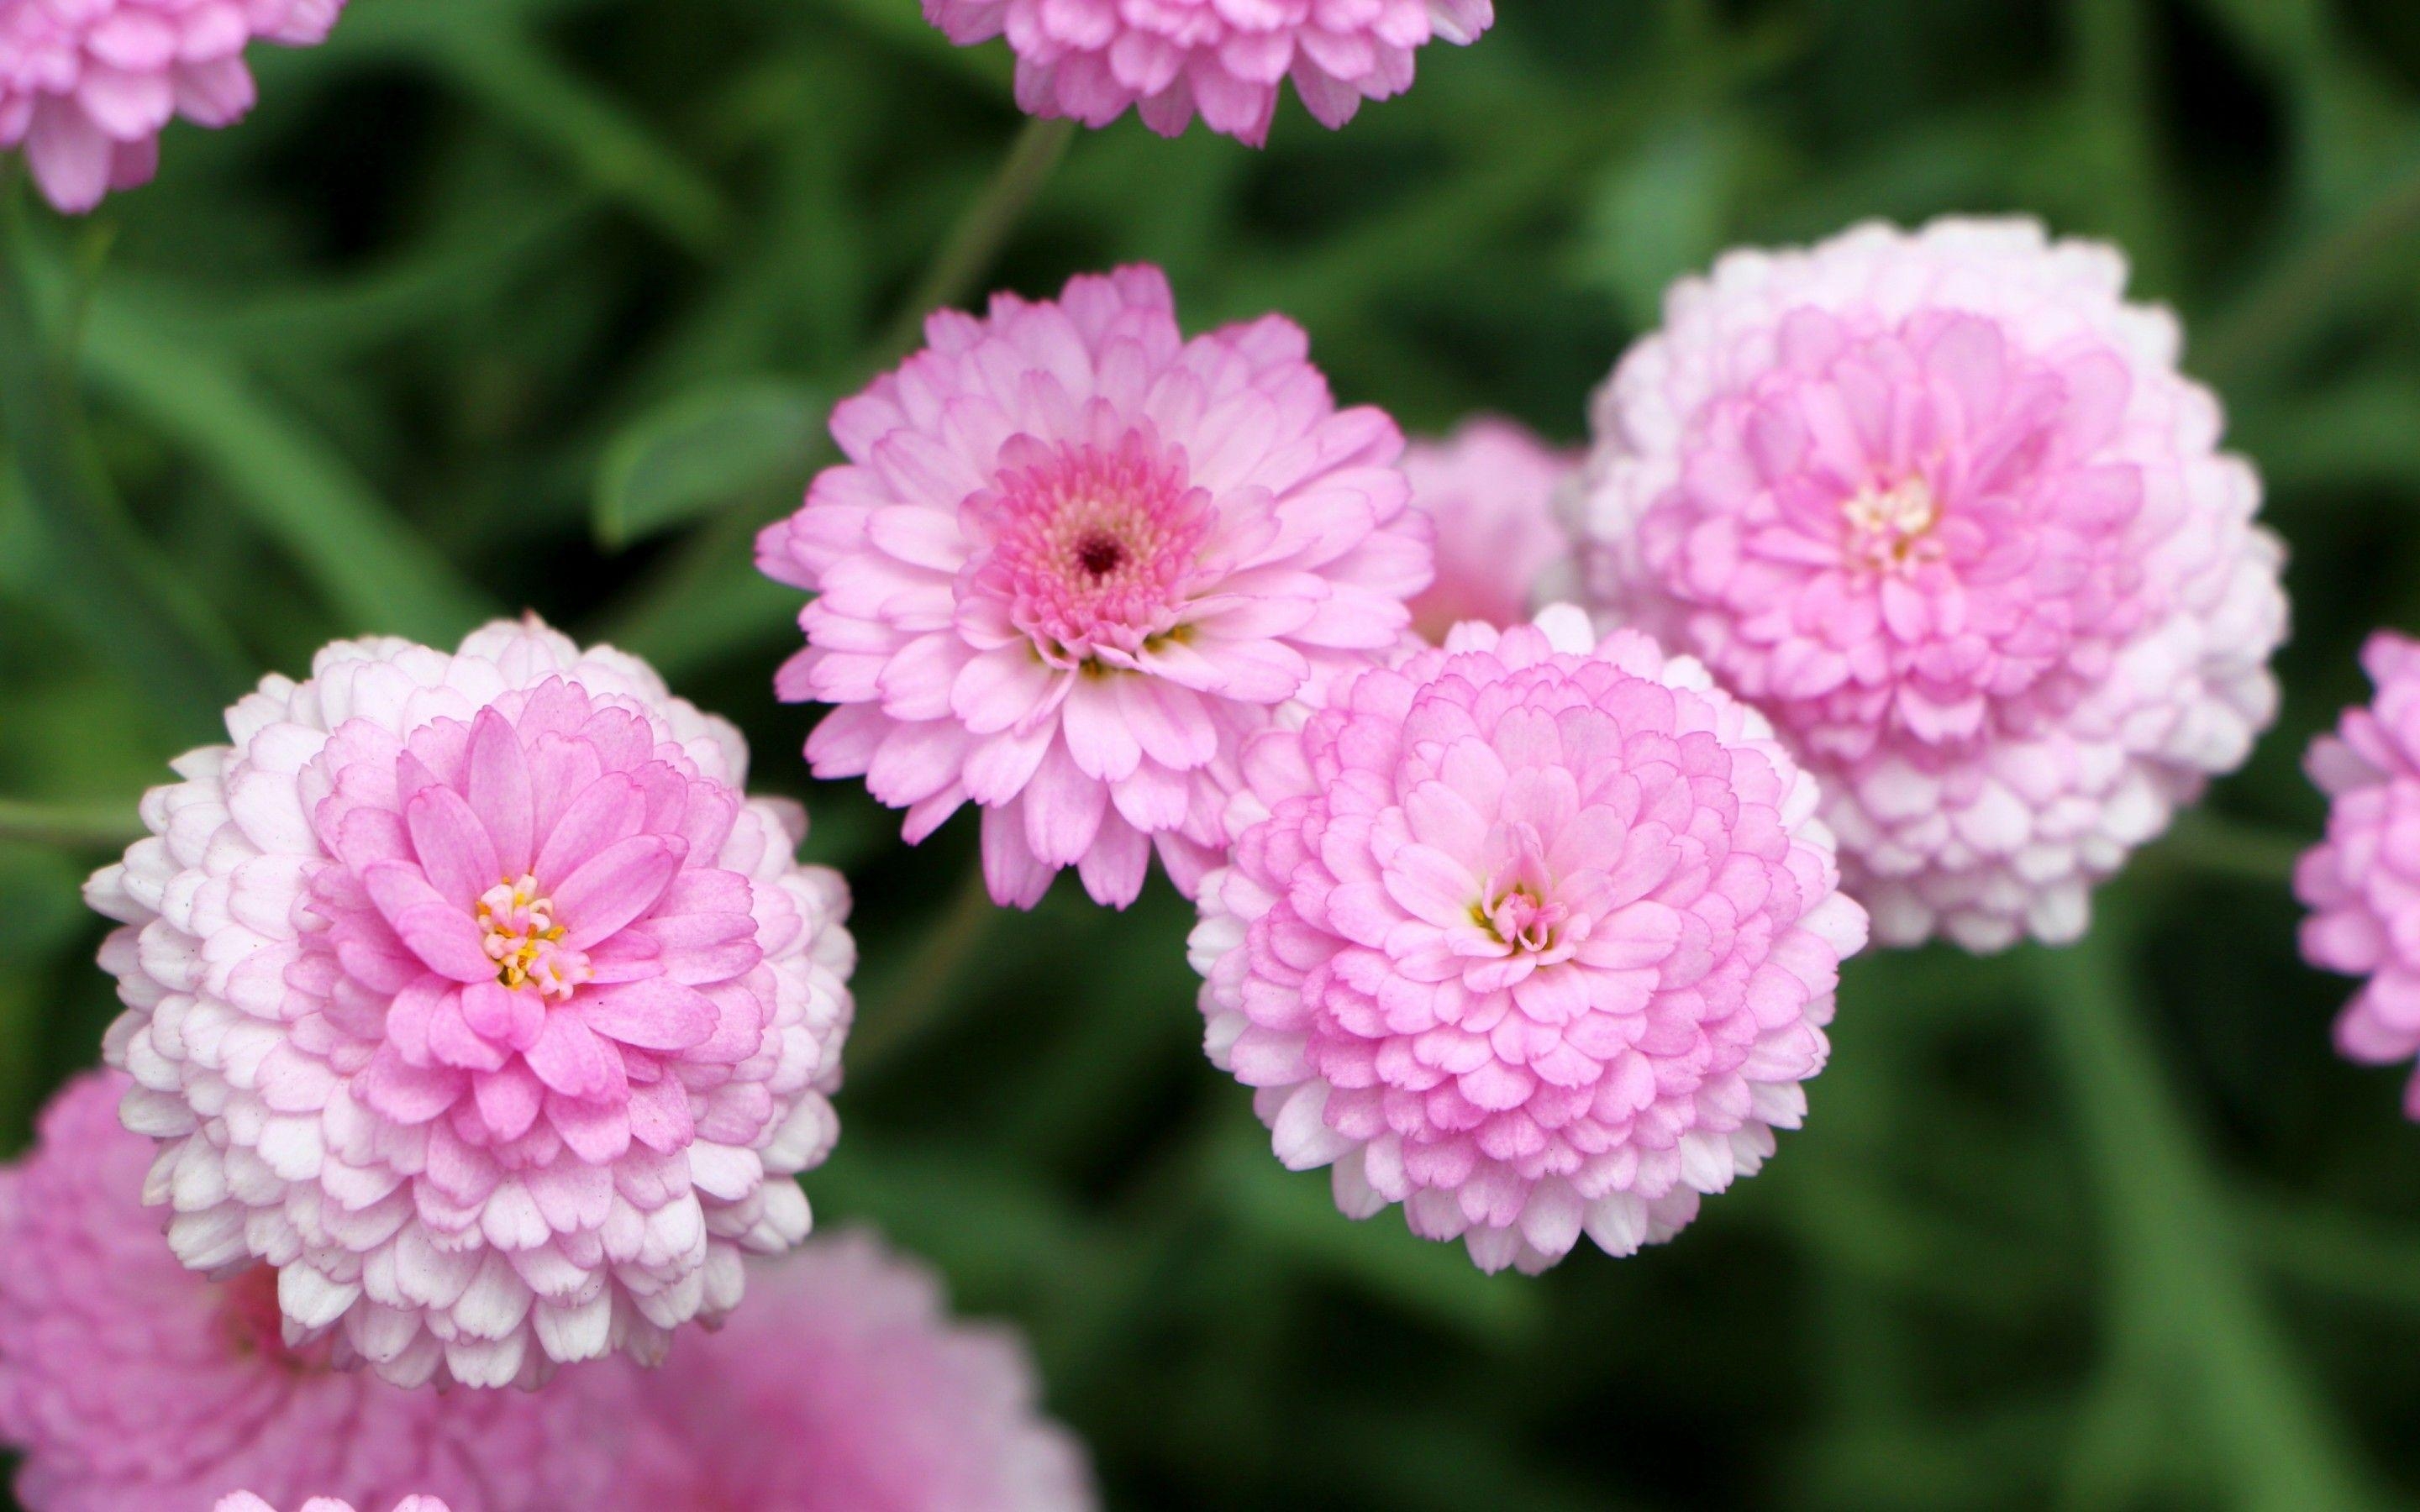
[7, 0, 2420, 1506]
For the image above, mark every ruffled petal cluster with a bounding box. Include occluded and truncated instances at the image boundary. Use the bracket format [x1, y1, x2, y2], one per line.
[921, 0, 1492, 145]
[1402, 417, 1575, 642]
[1569, 218, 2286, 951]
[0, 1073, 634, 1512]
[2, 0, 347, 213]
[86, 618, 856, 1388]
[618, 1231, 1096, 1511]
[760, 265, 1431, 910]
[2298, 631, 2420, 1117]
[1190, 607, 1867, 1273]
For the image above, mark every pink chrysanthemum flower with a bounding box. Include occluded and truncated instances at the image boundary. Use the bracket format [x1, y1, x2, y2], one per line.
[216, 1490, 450, 1499]
[2297, 632, 2420, 1117]
[0, 1073, 637, 1512]
[1188, 607, 1868, 1273]
[920, 0, 1492, 147]
[1402, 417, 1576, 643]
[86, 618, 857, 1389]
[1568, 218, 2286, 952]
[759, 265, 1431, 910]
[1, 0, 346, 213]
[618, 1231, 1095, 1511]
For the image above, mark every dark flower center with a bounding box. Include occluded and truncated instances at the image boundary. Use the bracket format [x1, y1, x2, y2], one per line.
[1076, 530, 1128, 578]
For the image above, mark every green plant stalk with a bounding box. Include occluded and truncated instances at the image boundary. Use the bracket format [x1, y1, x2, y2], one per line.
[878, 116, 1079, 359]
[2033, 914, 2380, 1512]
[846, 864, 1007, 1078]
[0, 798, 145, 852]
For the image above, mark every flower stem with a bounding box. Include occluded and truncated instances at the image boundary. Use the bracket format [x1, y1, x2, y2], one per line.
[849, 863, 1004, 1078]
[2152, 811, 2310, 887]
[0, 797, 144, 852]
[877, 116, 1079, 362]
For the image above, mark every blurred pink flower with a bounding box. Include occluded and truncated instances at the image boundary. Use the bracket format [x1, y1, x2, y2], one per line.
[1, 0, 347, 213]
[1569, 218, 2286, 951]
[920, 0, 1492, 146]
[1402, 417, 1576, 642]
[218, 1490, 455, 1499]
[0, 1073, 634, 1512]
[1190, 607, 1866, 1272]
[2299, 632, 2420, 1118]
[759, 265, 1431, 910]
[620, 1231, 1095, 1512]
[86, 619, 856, 1388]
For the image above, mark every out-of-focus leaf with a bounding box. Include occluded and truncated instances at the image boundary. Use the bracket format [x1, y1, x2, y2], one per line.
[0, 184, 244, 738]
[2238, 370, 2420, 494]
[2033, 913, 2384, 1512]
[76, 293, 492, 643]
[1579, 118, 1753, 326]
[595, 379, 823, 549]
[323, 1, 730, 252]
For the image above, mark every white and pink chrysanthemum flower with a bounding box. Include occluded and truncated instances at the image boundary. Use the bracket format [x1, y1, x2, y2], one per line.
[617, 1231, 1096, 1512]
[85, 618, 857, 1389]
[218, 1490, 455, 1499]
[1188, 606, 1868, 1273]
[1567, 218, 2286, 952]
[1, 0, 347, 213]
[1402, 417, 1576, 643]
[919, 0, 1492, 147]
[2297, 632, 2420, 1118]
[0, 1072, 638, 1512]
[759, 265, 1432, 911]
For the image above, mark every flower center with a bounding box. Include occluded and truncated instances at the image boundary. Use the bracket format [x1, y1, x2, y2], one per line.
[1075, 529, 1127, 578]
[218, 1263, 326, 1370]
[1478, 884, 1568, 953]
[477, 874, 591, 1000]
[1841, 475, 1942, 573]
[968, 429, 1213, 665]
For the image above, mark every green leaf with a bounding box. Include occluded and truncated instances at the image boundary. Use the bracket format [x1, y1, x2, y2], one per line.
[595, 379, 823, 550]
[0, 179, 246, 738]
[2032, 914, 2384, 1512]
[75, 290, 492, 644]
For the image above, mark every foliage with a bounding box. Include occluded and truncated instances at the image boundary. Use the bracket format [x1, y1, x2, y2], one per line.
[6, 0, 2420, 1506]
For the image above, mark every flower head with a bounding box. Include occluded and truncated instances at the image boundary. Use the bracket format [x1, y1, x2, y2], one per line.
[1569, 218, 2286, 951]
[759, 265, 1432, 910]
[87, 618, 856, 1388]
[1189, 607, 1867, 1273]
[920, 0, 1492, 146]
[617, 1231, 1095, 1512]
[2298, 632, 2420, 1117]
[2, 0, 346, 213]
[0, 1073, 635, 1512]
[1402, 417, 1575, 642]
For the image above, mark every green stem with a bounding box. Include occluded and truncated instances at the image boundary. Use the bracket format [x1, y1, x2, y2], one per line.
[2197, 155, 2420, 393]
[877, 116, 1078, 361]
[0, 798, 145, 852]
[846, 864, 1004, 1077]
[2152, 811, 2310, 887]
[2240, 1192, 2420, 1313]
[2032, 916, 2379, 1511]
